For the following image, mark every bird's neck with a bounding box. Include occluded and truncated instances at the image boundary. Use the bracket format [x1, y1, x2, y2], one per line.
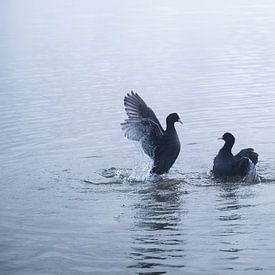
[166, 122, 175, 131]
[220, 142, 234, 155]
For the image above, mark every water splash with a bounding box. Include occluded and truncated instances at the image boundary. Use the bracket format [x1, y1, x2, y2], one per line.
[244, 160, 261, 184]
[128, 142, 153, 182]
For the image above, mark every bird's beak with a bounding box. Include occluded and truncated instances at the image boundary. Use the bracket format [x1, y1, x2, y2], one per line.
[218, 137, 223, 140]
[178, 118, 183, 124]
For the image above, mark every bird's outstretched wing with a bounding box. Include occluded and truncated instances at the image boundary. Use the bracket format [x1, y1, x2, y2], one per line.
[123, 91, 164, 132]
[121, 91, 164, 158]
[235, 148, 258, 165]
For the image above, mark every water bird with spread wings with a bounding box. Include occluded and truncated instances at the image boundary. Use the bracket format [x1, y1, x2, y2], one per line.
[121, 91, 182, 176]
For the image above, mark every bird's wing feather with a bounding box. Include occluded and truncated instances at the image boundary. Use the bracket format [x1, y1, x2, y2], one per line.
[121, 118, 163, 158]
[121, 118, 163, 141]
[235, 148, 258, 165]
[121, 91, 164, 158]
[123, 91, 164, 132]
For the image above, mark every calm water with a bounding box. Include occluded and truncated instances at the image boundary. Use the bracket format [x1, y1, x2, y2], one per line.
[1, 0, 275, 274]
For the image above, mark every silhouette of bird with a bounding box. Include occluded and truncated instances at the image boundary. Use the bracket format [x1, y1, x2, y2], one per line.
[121, 91, 182, 175]
[213, 132, 258, 179]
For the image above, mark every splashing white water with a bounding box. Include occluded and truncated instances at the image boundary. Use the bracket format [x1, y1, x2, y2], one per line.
[244, 160, 261, 184]
[128, 142, 153, 182]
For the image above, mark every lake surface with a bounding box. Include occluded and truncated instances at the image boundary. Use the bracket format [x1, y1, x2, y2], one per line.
[1, 0, 275, 274]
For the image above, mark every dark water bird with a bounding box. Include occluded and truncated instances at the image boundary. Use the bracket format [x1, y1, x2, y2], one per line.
[213, 132, 259, 180]
[121, 91, 182, 176]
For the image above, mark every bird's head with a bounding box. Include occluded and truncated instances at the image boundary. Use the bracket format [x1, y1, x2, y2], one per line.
[218, 132, 235, 145]
[166, 113, 183, 126]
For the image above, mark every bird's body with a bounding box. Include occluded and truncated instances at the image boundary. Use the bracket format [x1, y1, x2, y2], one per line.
[121, 91, 181, 176]
[213, 149, 235, 177]
[151, 124, 181, 174]
[213, 132, 259, 180]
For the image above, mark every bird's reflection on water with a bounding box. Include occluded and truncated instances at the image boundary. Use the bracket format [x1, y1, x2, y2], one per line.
[217, 183, 256, 220]
[128, 179, 187, 272]
[215, 183, 257, 264]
